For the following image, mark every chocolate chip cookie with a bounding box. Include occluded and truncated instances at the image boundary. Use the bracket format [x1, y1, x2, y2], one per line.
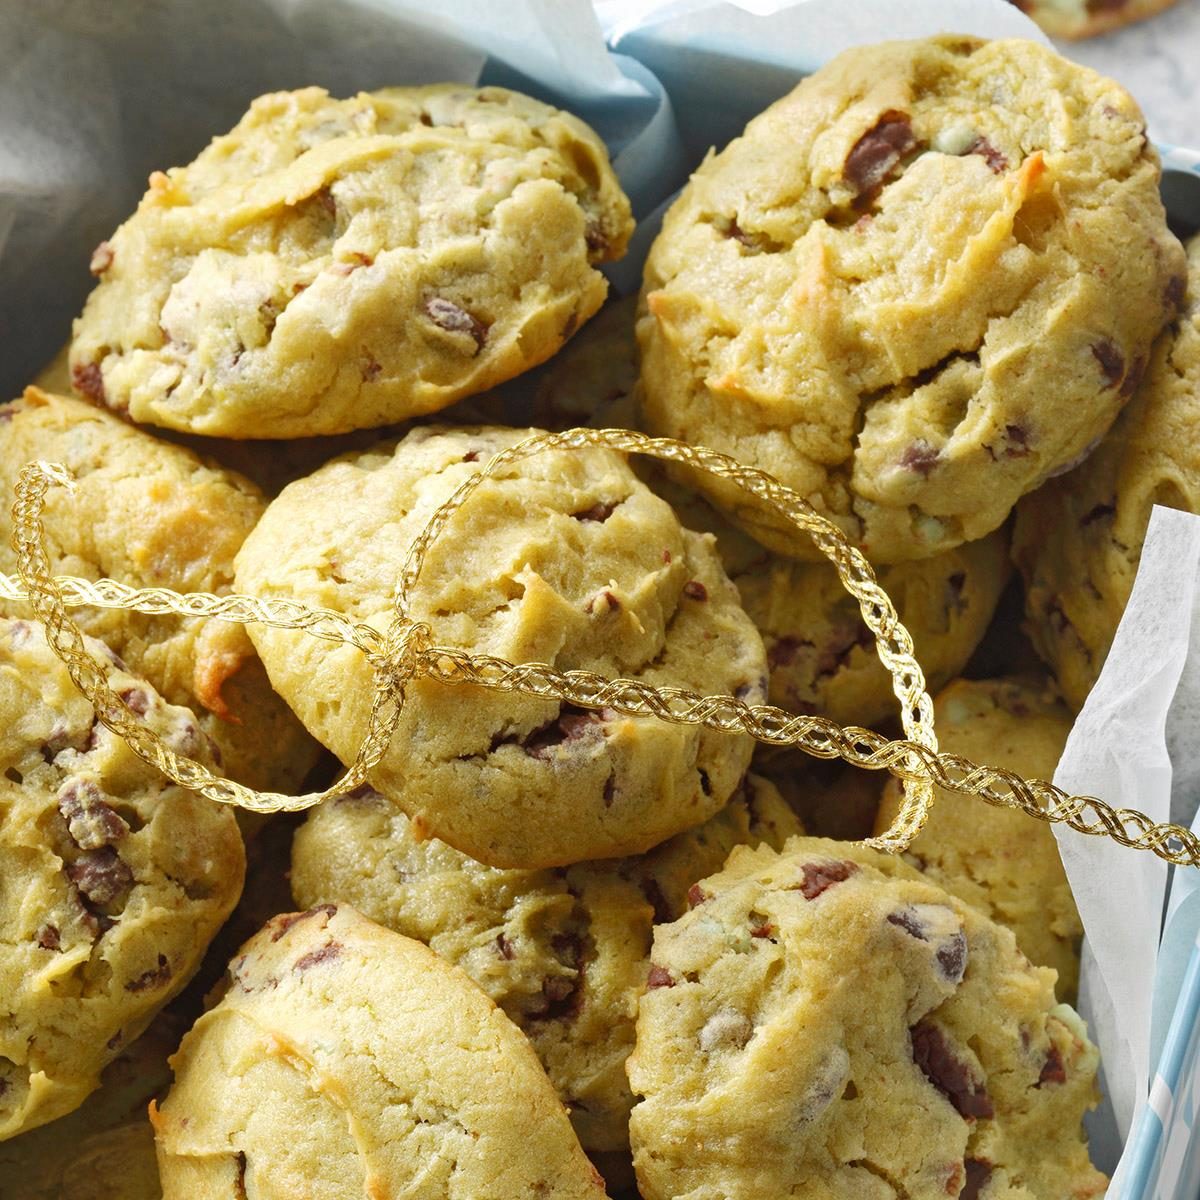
[0, 619, 244, 1139]
[290, 774, 803, 1157]
[1009, 0, 1179, 40]
[152, 904, 607, 1198]
[876, 677, 1084, 999]
[627, 837, 1105, 1200]
[0, 1008, 183, 1198]
[71, 85, 633, 439]
[1013, 233, 1200, 709]
[638, 36, 1185, 562]
[235, 424, 766, 868]
[0, 388, 321, 795]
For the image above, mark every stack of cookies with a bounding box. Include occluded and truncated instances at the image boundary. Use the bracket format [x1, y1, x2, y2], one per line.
[1, 34, 1194, 1199]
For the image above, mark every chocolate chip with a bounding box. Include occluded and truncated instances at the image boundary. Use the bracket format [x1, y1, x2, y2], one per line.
[718, 216, 782, 255]
[662, 549, 672, 564]
[646, 964, 675, 989]
[749, 918, 775, 939]
[961, 1158, 992, 1200]
[1091, 339, 1124, 388]
[768, 636, 807, 669]
[901, 440, 939, 476]
[844, 111, 917, 197]
[572, 501, 617, 523]
[462, 449, 482, 463]
[1036, 1043, 1066, 1087]
[361, 357, 382, 382]
[423, 296, 488, 352]
[966, 136, 1007, 173]
[125, 953, 172, 993]
[1119, 354, 1146, 400]
[67, 848, 133, 907]
[36, 924, 60, 951]
[118, 687, 150, 716]
[294, 942, 341, 971]
[584, 220, 609, 256]
[71, 362, 105, 404]
[523, 704, 605, 760]
[89, 241, 115, 275]
[495, 933, 516, 961]
[58, 780, 129, 850]
[106, 1030, 123, 1050]
[1166, 274, 1187, 312]
[1003, 424, 1031, 458]
[887, 909, 926, 938]
[270, 904, 337, 941]
[1082, 502, 1115, 526]
[602, 773, 616, 807]
[910, 1020, 993, 1119]
[683, 580, 708, 601]
[797, 859, 858, 900]
[886, 904, 967, 982]
[235, 1151, 249, 1200]
[686, 883, 708, 909]
[936, 933, 968, 983]
[816, 622, 872, 677]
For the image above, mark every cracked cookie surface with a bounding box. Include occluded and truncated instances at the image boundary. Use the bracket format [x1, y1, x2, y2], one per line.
[1013, 233, 1200, 709]
[0, 389, 321, 795]
[626, 836, 1105, 1200]
[290, 774, 802, 1157]
[235, 424, 766, 868]
[875, 677, 1083, 999]
[637, 35, 1184, 562]
[0, 619, 244, 1139]
[152, 903, 607, 1199]
[70, 85, 633, 439]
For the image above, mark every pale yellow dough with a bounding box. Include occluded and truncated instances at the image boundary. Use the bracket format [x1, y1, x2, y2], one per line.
[70, 85, 633, 438]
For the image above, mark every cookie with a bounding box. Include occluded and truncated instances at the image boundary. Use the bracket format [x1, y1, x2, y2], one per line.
[1013, 233, 1200, 709]
[637, 35, 1185, 562]
[626, 836, 1105, 1200]
[0, 1008, 182, 1199]
[152, 904, 607, 1198]
[70, 85, 633, 439]
[1009, 0, 1180, 40]
[875, 677, 1084, 998]
[0, 388, 321, 795]
[235, 424, 766, 868]
[290, 774, 803, 1155]
[660, 472, 1010, 727]
[533, 294, 641, 431]
[0, 619, 244, 1139]
[757, 758, 885, 841]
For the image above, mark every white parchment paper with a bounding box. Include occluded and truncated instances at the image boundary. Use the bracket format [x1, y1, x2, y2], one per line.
[1, 0, 1195, 1193]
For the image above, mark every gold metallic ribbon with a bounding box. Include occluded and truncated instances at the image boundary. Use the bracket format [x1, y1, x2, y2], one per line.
[3, 427, 1197, 866]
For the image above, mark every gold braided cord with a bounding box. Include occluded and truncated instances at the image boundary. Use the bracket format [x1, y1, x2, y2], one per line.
[4, 429, 1198, 866]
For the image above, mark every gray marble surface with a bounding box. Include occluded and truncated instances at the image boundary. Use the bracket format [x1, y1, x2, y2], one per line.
[1054, 0, 1200, 148]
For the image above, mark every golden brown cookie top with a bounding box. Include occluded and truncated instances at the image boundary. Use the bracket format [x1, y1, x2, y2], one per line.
[154, 904, 607, 1199]
[71, 85, 633, 438]
[638, 35, 1184, 562]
